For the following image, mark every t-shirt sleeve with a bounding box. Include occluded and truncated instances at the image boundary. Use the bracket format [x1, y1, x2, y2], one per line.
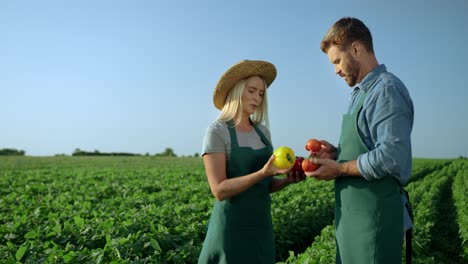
[202, 122, 226, 156]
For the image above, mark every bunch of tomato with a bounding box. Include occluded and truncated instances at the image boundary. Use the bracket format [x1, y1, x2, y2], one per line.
[273, 139, 321, 173]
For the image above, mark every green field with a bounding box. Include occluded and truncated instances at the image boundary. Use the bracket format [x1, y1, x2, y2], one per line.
[1, 156, 466, 263]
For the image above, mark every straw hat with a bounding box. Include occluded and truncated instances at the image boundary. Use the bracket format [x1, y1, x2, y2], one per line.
[213, 60, 277, 110]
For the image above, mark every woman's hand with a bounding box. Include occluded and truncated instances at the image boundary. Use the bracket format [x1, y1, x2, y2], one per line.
[285, 170, 306, 184]
[261, 154, 292, 177]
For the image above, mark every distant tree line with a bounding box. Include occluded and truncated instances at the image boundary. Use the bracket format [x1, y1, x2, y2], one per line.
[153, 148, 176, 157]
[72, 149, 142, 156]
[0, 148, 26, 156]
[0, 147, 200, 157]
[72, 147, 188, 157]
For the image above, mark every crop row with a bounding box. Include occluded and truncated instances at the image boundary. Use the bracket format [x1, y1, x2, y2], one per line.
[1, 157, 466, 263]
[279, 159, 468, 264]
[0, 157, 335, 263]
[1, 157, 209, 263]
[452, 160, 468, 259]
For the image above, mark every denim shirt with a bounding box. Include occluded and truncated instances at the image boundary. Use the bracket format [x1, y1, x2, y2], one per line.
[351, 64, 414, 186]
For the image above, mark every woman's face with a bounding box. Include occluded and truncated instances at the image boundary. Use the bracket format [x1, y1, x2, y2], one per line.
[241, 76, 265, 115]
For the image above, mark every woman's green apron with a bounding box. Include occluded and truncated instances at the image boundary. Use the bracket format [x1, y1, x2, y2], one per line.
[335, 91, 404, 264]
[198, 120, 275, 264]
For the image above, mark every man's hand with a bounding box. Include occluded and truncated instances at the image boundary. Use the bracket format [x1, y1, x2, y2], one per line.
[315, 140, 337, 160]
[304, 158, 342, 181]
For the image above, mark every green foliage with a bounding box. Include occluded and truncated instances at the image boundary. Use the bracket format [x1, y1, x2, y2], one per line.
[0, 148, 25, 156]
[403, 160, 465, 263]
[272, 180, 334, 261]
[278, 224, 336, 264]
[0, 157, 467, 263]
[452, 160, 468, 259]
[0, 156, 207, 263]
[279, 159, 467, 264]
[407, 158, 451, 184]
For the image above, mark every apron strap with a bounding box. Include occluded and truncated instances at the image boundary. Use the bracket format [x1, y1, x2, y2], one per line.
[251, 122, 272, 147]
[406, 228, 413, 264]
[400, 188, 413, 264]
[226, 120, 239, 148]
[401, 189, 414, 221]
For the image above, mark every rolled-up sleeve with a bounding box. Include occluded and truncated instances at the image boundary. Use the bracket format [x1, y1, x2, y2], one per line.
[357, 83, 413, 184]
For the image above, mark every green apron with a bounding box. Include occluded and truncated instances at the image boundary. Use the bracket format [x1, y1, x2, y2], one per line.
[335, 91, 403, 264]
[198, 120, 275, 264]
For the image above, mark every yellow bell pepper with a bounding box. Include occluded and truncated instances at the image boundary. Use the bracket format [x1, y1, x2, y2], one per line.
[273, 146, 296, 169]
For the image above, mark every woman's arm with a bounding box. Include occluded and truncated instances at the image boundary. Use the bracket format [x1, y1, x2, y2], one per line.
[203, 153, 289, 201]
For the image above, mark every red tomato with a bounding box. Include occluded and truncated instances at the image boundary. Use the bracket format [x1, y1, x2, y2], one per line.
[305, 139, 321, 153]
[302, 158, 319, 172]
[291, 156, 304, 173]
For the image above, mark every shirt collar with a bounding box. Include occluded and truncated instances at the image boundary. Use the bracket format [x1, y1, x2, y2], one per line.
[356, 64, 386, 93]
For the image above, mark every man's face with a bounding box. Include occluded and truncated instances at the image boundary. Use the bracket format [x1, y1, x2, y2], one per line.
[327, 45, 361, 87]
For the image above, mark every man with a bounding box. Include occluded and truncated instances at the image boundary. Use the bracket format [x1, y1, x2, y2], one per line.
[306, 17, 414, 263]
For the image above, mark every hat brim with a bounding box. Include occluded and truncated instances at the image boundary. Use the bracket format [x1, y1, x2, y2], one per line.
[213, 60, 277, 110]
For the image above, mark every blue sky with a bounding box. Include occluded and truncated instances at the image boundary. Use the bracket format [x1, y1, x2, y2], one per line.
[1, 0, 467, 159]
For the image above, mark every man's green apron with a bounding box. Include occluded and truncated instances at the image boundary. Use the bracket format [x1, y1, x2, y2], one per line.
[198, 120, 275, 264]
[335, 91, 404, 264]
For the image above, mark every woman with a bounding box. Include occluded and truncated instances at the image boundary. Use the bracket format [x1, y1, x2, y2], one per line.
[198, 60, 305, 264]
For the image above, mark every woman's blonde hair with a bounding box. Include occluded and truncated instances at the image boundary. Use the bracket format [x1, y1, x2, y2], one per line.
[218, 76, 269, 128]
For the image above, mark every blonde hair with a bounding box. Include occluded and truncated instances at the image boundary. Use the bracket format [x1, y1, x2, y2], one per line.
[218, 77, 269, 128]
